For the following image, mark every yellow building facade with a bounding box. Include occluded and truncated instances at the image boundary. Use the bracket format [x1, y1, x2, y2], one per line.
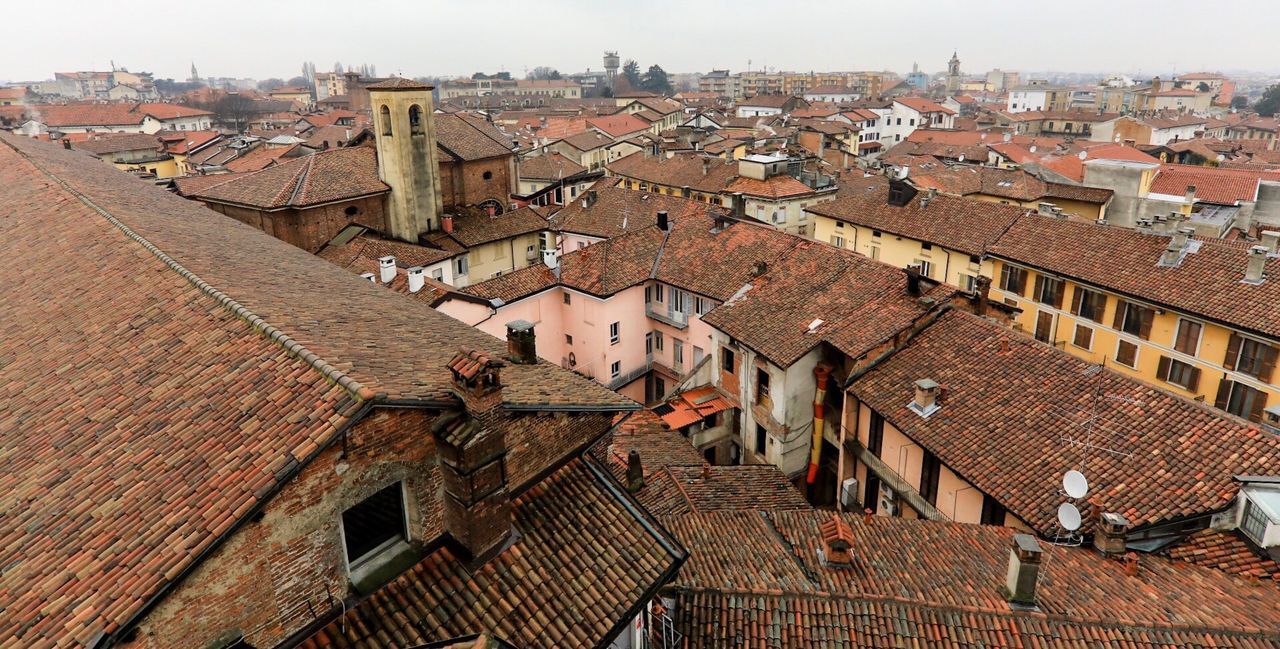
[811, 214, 987, 290]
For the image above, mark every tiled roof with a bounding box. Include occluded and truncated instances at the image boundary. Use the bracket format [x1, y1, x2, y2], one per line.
[33, 103, 146, 127]
[849, 310, 1280, 535]
[652, 214, 799, 301]
[989, 212, 1280, 339]
[221, 143, 295, 173]
[702, 241, 954, 366]
[666, 510, 1280, 646]
[436, 113, 513, 161]
[157, 130, 221, 155]
[0, 133, 639, 646]
[806, 185, 1027, 256]
[1149, 163, 1280, 204]
[517, 152, 585, 180]
[550, 186, 718, 238]
[586, 113, 649, 138]
[71, 132, 161, 155]
[911, 165, 1113, 206]
[1167, 528, 1280, 580]
[607, 152, 741, 194]
[895, 97, 956, 115]
[364, 77, 431, 90]
[724, 173, 817, 199]
[463, 263, 558, 303]
[137, 103, 213, 120]
[298, 458, 684, 649]
[430, 205, 550, 248]
[187, 146, 388, 209]
[557, 129, 614, 152]
[737, 95, 798, 108]
[318, 239, 455, 304]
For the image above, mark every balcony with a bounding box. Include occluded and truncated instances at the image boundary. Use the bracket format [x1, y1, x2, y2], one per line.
[607, 361, 653, 390]
[846, 438, 949, 522]
[646, 304, 689, 329]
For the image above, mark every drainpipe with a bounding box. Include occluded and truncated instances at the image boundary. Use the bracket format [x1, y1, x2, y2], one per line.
[807, 364, 831, 488]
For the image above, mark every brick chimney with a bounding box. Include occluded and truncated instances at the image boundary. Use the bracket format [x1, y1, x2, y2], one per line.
[1261, 230, 1280, 255]
[1244, 245, 1268, 284]
[436, 350, 513, 562]
[973, 275, 992, 315]
[702, 157, 711, 176]
[909, 378, 941, 417]
[657, 210, 670, 231]
[626, 450, 644, 493]
[904, 265, 923, 296]
[732, 191, 746, 219]
[1003, 534, 1043, 608]
[505, 320, 537, 364]
[1184, 184, 1197, 205]
[1094, 512, 1129, 556]
[819, 514, 854, 568]
[441, 214, 454, 234]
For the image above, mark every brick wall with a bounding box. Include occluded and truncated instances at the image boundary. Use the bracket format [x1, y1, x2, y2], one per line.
[201, 195, 387, 253]
[127, 407, 444, 649]
[440, 156, 514, 211]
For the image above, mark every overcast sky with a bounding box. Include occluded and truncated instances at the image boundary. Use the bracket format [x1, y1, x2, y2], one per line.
[4, 0, 1279, 82]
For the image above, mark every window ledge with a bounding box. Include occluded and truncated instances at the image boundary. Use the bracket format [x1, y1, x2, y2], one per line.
[349, 539, 419, 594]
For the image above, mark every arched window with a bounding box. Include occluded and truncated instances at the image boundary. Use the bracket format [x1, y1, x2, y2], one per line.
[409, 105, 424, 135]
[379, 105, 392, 136]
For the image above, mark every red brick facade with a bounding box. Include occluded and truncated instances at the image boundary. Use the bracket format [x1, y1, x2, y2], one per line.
[201, 194, 388, 253]
[440, 156, 515, 212]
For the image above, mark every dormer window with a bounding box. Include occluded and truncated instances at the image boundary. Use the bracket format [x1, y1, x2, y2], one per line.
[342, 482, 415, 592]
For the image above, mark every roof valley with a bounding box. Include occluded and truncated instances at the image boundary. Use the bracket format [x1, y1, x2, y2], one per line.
[1, 135, 375, 402]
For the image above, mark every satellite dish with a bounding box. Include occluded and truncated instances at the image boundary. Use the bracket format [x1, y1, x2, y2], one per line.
[1057, 503, 1082, 531]
[1078, 150, 1088, 161]
[1063, 470, 1089, 498]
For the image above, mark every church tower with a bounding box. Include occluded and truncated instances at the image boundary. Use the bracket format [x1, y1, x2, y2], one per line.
[367, 78, 444, 243]
[946, 52, 962, 93]
[189, 62, 200, 84]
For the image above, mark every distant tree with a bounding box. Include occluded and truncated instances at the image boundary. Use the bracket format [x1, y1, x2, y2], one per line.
[1255, 85, 1280, 117]
[600, 86, 614, 98]
[257, 78, 285, 91]
[528, 66, 562, 81]
[471, 71, 512, 81]
[154, 78, 202, 95]
[1231, 96, 1249, 110]
[622, 59, 642, 89]
[198, 93, 255, 133]
[286, 76, 309, 88]
[641, 65, 672, 95]
[1196, 81, 1211, 92]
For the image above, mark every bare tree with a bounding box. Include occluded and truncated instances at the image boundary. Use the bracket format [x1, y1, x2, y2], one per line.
[527, 66, 562, 81]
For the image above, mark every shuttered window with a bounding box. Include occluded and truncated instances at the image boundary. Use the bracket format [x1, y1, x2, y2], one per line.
[919, 451, 942, 506]
[1173, 320, 1202, 355]
[1216, 379, 1268, 423]
[1033, 275, 1065, 308]
[1157, 356, 1201, 391]
[1070, 287, 1106, 323]
[1115, 340, 1138, 368]
[1113, 300, 1154, 340]
[1224, 333, 1278, 382]
[999, 264, 1027, 295]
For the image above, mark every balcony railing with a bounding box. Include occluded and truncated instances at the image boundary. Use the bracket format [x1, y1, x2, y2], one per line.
[846, 438, 949, 522]
[607, 361, 653, 390]
[646, 305, 689, 329]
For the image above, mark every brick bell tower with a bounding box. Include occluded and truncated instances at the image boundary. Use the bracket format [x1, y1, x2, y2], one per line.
[367, 77, 444, 242]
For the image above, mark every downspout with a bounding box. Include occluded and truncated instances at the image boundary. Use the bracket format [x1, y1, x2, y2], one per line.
[806, 364, 831, 488]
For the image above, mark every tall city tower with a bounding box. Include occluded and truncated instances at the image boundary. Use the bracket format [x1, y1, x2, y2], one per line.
[367, 78, 444, 242]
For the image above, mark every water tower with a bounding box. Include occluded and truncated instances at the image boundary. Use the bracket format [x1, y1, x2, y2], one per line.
[604, 51, 620, 88]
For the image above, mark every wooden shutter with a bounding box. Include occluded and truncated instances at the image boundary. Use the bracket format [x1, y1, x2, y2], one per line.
[1185, 366, 1201, 392]
[1249, 388, 1267, 423]
[1138, 308, 1154, 340]
[1017, 269, 1028, 296]
[1033, 276, 1044, 303]
[1258, 345, 1278, 384]
[1224, 333, 1243, 370]
[1214, 378, 1232, 410]
[1111, 299, 1126, 330]
[1052, 280, 1066, 309]
[1070, 287, 1083, 315]
[1156, 356, 1171, 382]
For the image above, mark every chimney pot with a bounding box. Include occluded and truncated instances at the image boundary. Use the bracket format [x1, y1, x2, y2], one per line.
[905, 265, 923, 296]
[656, 210, 670, 231]
[1004, 534, 1043, 607]
[626, 450, 644, 493]
[973, 275, 992, 315]
[910, 378, 940, 417]
[1261, 230, 1280, 254]
[1184, 184, 1197, 203]
[1244, 245, 1268, 284]
[378, 255, 397, 283]
[702, 157, 711, 176]
[505, 320, 537, 365]
[1094, 512, 1129, 556]
[819, 514, 854, 568]
[407, 266, 426, 293]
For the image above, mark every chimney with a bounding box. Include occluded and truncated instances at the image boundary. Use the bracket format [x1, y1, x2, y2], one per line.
[751, 260, 768, 277]
[910, 378, 940, 417]
[1037, 202, 1059, 216]
[1135, 217, 1154, 234]
[437, 350, 512, 562]
[441, 214, 454, 234]
[1244, 245, 1268, 284]
[973, 275, 992, 315]
[1184, 185, 1197, 207]
[542, 248, 558, 269]
[1151, 76, 1161, 93]
[702, 157, 711, 176]
[1160, 227, 1194, 266]
[625, 450, 644, 493]
[657, 210, 669, 231]
[1004, 534, 1043, 608]
[584, 189, 597, 207]
[407, 266, 426, 293]
[921, 187, 937, 208]
[905, 265, 922, 296]
[819, 514, 854, 568]
[1261, 230, 1280, 255]
[359, 271, 376, 282]
[378, 255, 397, 283]
[1094, 512, 1129, 556]
[62, 139, 72, 150]
[732, 191, 746, 219]
[505, 320, 537, 364]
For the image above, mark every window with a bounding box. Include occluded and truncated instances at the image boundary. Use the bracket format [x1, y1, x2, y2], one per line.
[342, 483, 407, 568]
[654, 330, 664, 351]
[673, 339, 684, 369]
[872, 230, 882, 238]
[1217, 380, 1267, 422]
[756, 367, 770, 400]
[969, 255, 980, 265]
[870, 245, 880, 260]
[1072, 324, 1094, 350]
[566, 334, 573, 345]
[909, 118, 915, 126]
[999, 265, 1027, 295]
[483, 171, 493, 180]
[921, 243, 932, 251]
[722, 347, 736, 373]
[1033, 276, 1064, 308]
[563, 292, 572, 305]
[454, 256, 469, 276]
[980, 495, 1006, 526]
[645, 286, 652, 303]
[695, 297, 712, 316]
[610, 361, 621, 380]
[915, 260, 933, 278]
[671, 288, 689, 314]
[694, 345, 704, 365]
[379, 105, 392, 136]
[1242, 499, 1271, 544]
[1070, 287, 1106, 323]
[1115, 339, 1139, 368]
[1157, 356, 1200, 390]
[1224, 334, 1278, 382]
[1114, 301, 1153, 339]
[654, 284, 665, 302]
[609, 322, 620, 345]
[408, 105, 424, 135]
[430, 268, 444, 281]
[835, 221, 845, 229]
[831, 235, 845, 248]
[868, 411, 885, 456]
[1174, 320, 1202, 355]
[919, 451, 942, 506]
[755, 424, 768, 455]
[1034, 311, 1054, 343]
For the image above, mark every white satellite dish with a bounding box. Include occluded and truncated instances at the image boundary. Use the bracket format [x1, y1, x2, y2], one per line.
[1063, 470, 1089, 498]
[1057, 502, 1082, 531]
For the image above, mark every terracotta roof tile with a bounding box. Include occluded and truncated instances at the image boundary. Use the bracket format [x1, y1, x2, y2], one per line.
[436, 113, 513, 161]
[1167, 528, 1280, 580]
[517, 152, 585, 180]
[1149, 164, 1280, 204]
[187, 146, 388, 209]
